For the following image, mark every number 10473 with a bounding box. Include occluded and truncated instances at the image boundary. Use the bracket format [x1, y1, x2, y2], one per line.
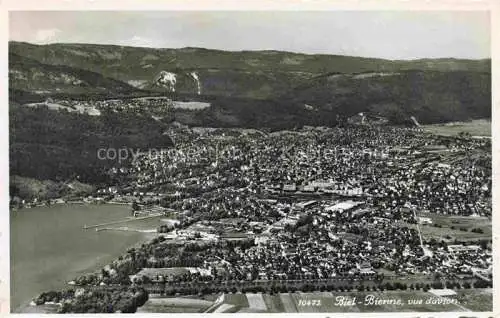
[298, 299, 321, 306]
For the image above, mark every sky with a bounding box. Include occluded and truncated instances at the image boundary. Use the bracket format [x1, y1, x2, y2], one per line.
[9, 11, 491, 60]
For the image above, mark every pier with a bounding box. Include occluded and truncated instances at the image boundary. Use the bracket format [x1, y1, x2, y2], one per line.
[83, 213, 163, 230]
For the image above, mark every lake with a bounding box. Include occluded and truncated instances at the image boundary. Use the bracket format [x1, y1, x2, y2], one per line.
[10, 204, 154, 312]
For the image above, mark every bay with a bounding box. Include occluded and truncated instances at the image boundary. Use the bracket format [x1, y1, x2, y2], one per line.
[10, 204, 151, 312]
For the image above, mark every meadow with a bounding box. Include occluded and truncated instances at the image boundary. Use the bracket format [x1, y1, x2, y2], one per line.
[423, 119, 491, 137]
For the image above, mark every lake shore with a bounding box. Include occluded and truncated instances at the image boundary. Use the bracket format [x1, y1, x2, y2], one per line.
[11, 203, 160, 313]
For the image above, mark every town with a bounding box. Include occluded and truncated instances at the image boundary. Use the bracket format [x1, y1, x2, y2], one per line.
[8, 9, 493, 315]
[29, 120, 492, 313]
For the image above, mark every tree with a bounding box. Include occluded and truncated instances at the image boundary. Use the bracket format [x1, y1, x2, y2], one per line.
[473, 280, 490, 288]
[432, 281, 444, 289]
[115, 298, 137, 313]
[134, 288, 149, 307]
[132, 201, 140, 215]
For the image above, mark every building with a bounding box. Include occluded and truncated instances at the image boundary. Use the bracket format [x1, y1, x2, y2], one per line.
[296, 200, 318, 210]
[325, 201, 363, 213]
[418, 217, 433, 224]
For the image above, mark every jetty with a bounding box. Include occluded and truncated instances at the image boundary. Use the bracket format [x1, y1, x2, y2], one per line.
[83, 213, 163, 230]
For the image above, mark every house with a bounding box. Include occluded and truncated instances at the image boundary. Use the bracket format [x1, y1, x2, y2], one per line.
[310, 180, 335, 189]
[418, 217, 433, 224]
[254, 235, 270, 245]
[296, 200, 317, 209]
[325, 201, 363, 213]
[303, 185, 315, 192]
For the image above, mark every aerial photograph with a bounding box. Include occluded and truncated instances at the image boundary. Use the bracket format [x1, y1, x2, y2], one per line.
[8, 10, 492, 314]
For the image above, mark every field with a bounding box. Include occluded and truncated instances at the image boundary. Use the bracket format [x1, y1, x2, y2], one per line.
[220, 231, 253, 240]
[416, 213, 491, 242]
[223, 293, 249, 307]
[245, 293, 267, 310]
[134, 267, 190, 278]
[26, 102, 101, 116]
[262, 294, 285, 312]
[423, 119, 491, 137]
[10, 175, 94, 201]
[455, 288, 493, 312]
[219, 293, 249, 312]
[173, 101, 211, 110]
[207, 290, 489, 313]
[203, 293, 289, 313]
[137, 297, 212, 313]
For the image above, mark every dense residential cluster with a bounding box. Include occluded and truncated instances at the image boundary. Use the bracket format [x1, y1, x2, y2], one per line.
[33, 96, 208, 117]
[129, 126, 490, 279]
[33, 124, 492, 313]
[130, 125, 491, 216]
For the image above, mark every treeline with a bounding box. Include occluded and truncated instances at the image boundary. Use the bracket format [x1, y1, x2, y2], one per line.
[34, 287, 148, 313]
[282, 70, 491, 125]
[153, 277, 492, 298]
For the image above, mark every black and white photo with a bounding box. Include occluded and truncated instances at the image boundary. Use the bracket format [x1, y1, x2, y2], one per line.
[4, 7, 495, 315]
